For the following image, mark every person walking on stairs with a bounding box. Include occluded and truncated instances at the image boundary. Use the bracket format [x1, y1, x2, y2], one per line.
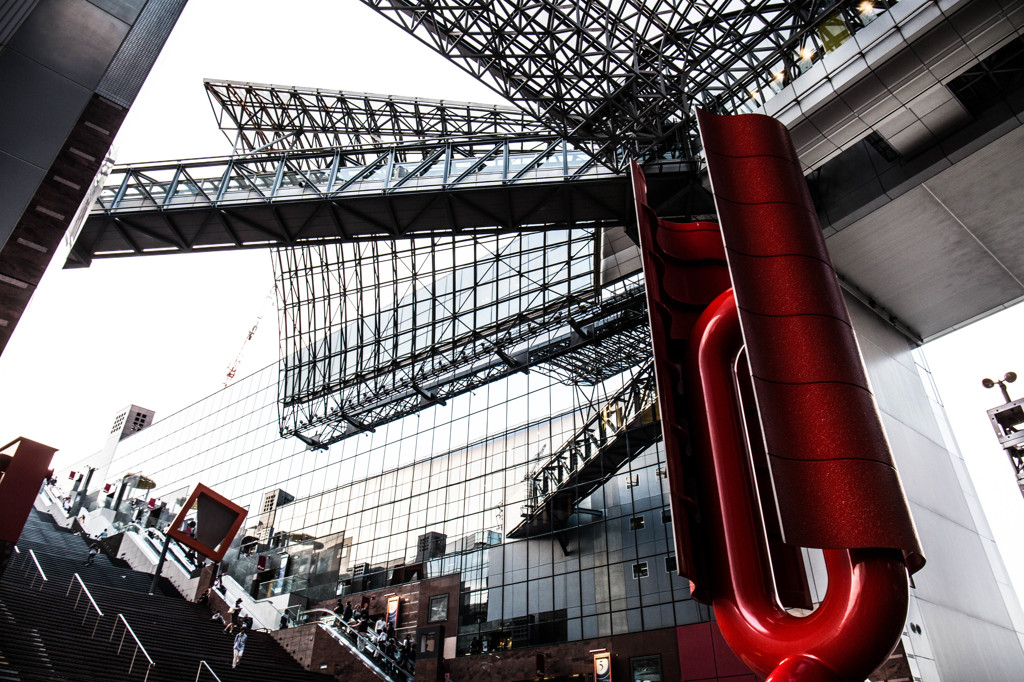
[232, 626, 248, 669]
[223, 598, 242, 634]
[84, 543, 100, 566]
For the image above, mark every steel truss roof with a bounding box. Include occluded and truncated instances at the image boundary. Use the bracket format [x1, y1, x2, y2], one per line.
[360, 0, 895, 170]
[65, 0, 907, 453]
[205, 78, 551, 154]
[69, 1, 897, 263]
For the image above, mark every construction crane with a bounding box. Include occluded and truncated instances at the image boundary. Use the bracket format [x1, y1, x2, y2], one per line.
[224, 288, 275, 387]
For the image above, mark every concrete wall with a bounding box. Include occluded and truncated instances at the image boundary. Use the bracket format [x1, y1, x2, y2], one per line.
[114, 529, 200, 599]
[845, 293, 1024, 680]
[34, 485, 74, 528]
[0, 0, 186, 351]
[273, 624, 383, 680]
[0, 0, 184, 248]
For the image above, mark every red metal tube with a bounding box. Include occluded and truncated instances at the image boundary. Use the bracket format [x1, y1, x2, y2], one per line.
[688, 290, 909, 682]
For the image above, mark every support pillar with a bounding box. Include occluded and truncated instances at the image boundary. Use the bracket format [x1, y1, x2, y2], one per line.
[69, 466, 96, 519]
[0, 438, 57, 580]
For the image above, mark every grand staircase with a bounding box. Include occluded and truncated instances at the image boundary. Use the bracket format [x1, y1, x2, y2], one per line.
[0, 509, 329, 681]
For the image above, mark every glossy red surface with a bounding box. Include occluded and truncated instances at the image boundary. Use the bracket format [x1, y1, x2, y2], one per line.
[697, 109, 924, 572]
[688, 292, 910, 681]
[635, 111, 920, 676]
[166, 482, 248, 563]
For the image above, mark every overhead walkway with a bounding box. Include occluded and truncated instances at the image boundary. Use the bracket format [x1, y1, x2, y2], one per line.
[65, 135, 703, 267]
[508, 362, 661, 539]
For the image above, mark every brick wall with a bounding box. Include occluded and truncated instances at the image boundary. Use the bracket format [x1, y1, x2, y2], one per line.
[272, 623, 383, 680]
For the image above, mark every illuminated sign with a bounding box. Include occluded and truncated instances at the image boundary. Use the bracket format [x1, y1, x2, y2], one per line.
[593, 651, 612, 682]
[387, 595, 400, 630]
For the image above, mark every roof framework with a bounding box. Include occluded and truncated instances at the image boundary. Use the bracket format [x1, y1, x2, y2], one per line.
[206, 79, 551, 155]
[69, 0, 904, 456]
[360, 0, 894, 169]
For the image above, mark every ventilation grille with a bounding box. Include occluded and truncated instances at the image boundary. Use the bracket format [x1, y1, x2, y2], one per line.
[96, 0, 186, 107]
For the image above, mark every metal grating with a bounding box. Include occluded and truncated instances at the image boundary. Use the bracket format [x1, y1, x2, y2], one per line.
[97, 0, 188, 107]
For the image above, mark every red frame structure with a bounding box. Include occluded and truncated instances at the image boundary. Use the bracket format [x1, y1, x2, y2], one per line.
[166, 483, 247, 563]
[0, 438, 57, 578]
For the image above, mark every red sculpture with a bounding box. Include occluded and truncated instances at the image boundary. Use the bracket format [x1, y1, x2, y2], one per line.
[634, 111, 925, 681]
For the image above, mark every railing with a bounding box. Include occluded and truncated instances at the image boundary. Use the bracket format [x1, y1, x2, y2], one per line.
[39, 483, 59, 508]
[130, 525, 202, 579]
[23, 548, 47, 591]
[254, 574, 308, 599]
[195, 660, 223, 682]
[215, 573, 274, 632]
[301, 608, 414, 682]
[66, 573, 104, 637]
[523, 361, 659, 515]
[88, 134, 614, 216]
[110, 613, 155, 682]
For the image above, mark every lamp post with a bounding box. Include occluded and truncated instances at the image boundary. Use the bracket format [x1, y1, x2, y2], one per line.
[983, 372, 1024, 500]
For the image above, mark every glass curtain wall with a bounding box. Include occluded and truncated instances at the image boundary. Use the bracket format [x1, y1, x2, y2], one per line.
[106, 358, 709, 652]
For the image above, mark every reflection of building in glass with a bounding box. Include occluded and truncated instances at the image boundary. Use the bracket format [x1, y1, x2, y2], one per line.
[81, 258, 1024, 678]
[416, 532, 447, 563]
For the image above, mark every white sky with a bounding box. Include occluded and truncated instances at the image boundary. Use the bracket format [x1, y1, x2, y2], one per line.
[3, 0, 1023, 605]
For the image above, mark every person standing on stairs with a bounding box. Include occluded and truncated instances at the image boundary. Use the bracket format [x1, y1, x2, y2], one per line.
[232, 626, 248, 669]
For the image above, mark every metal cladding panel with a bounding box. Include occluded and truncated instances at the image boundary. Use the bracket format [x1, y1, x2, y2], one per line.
[697, 109, 924, 572]
[631, 160, 732, 591]
[0, 0, 41, 45]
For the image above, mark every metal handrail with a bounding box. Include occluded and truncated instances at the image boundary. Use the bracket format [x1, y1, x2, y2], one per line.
[195, 660, 223, 682]
[300, 608, 413, 682]
[110, 613, 155, 682]
[24, 549, 47, 590]
[66, 573, 103, 636]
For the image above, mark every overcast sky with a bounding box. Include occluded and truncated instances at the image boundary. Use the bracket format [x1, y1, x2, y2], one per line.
[3, 0, 1023, 602]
